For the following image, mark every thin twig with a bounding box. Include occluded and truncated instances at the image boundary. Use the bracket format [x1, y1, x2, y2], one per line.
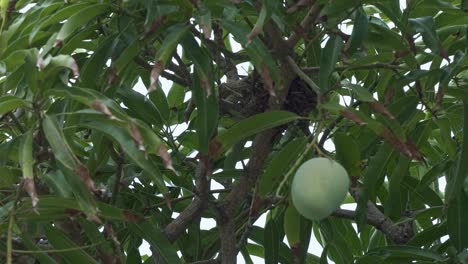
[148, 189, 231, 209]
[12, 243, 102, 254]
[110, 148, 124, 206]
[302, 63, 406, 74]
[275, 123, 322, 197]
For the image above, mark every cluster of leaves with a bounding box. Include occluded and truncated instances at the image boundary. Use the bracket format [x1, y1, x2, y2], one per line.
[0, 0, 467, 263]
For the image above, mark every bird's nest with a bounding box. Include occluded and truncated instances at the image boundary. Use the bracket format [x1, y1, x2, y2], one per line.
[219, 74, 318, 118]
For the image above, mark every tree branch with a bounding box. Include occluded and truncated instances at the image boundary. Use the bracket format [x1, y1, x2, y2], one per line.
[218, 130, 277, 263]
[163, 155, 211, 243]
[216, 17, 302, 263]
[332, 202, 414, 244]
[287, 2, 323, 48]
[333, 187, 414, 244]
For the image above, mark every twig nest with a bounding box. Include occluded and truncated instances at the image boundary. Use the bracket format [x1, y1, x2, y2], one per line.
[291, 157, 350, 220]
[220, 75, 317, 118]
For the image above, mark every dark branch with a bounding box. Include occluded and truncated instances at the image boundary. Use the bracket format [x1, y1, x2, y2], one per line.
[335, 187, 414, 244]
[287, 2, 323, 48]
[332, 202, 414, 244]
[164, 155, 211, 243]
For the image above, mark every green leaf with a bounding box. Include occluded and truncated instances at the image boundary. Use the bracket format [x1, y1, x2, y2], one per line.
[216, 111, 301, 152]
[333, 132, 361, 176]
[28, 2, 91, 44]
[222, 20, 279, 90]
[284, 204, 301, 247]
[385, 156, 411, 220]
[20, 232, 58, 264]
[408, 223, 447, 247]
[259, 137, 307, 195]
[59, 164, 99, 220]
[42, 115, 79, 170]
[320, 246, 329, 264]
[44, 225, 99, 264]
[117, 88, 164, 127]
[241, 247, 255, 264]
[79, 36, 115, 88]
[129, 220, 181, 264]
[344, 83, 374, 102]
[45, 54, 79, 77]
[318, 219, 353, 264]
[149, 86, 170, 123]
[167, 82, 186, 108]
[346, 9, 368, 55]
[115, 40, 140, 74]
[433, 118, 457, 160]
[447, 103, 468, 251]
[356, 143, 394, 230]
[19, 130, 37, 206]
[246, 0, 273, 43]
[78, 219, 115, 257]
[180, 66, 216, 154]
[299, 216, 313, 263]
[56, 4, 110, 41]
[0, 96, 30, 115]
[365, 245, 446, 261]
[417, 159, 451, 190]
[80, 117, 167, 195]
[447, 191, 468, 252]
[366, 21, 407, 51]
[319, 35, 343, 92]
[181, 34, 214, 90]
[17, 196, 141, 222]
[264, 219, 280, 264]
[47, 86, 127, 118]
[409, 16, 442, 55]
[156, 24, 190, 66]
[0, 167, 21, 187]
[446, 102, 468, 202]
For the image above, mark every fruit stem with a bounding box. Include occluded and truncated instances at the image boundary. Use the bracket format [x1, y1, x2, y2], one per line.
[275, 122, 323, 197]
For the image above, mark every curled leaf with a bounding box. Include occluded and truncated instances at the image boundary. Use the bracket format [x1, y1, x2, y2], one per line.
[157, 145, 176, 174]
[340, 109, 367, 125]
[75, 164, 96, 192]
[23, 178, 39, 209]
[128, 123, 146, 153]
[201, 77, 212, 97]
[149, 61, 164, 93]
[368, 101, 395, 120]
[91, 100, 114, 119]
[379, 127, 424, 162]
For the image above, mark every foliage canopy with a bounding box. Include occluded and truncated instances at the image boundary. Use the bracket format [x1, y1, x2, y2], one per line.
[1, 0, 468, 263]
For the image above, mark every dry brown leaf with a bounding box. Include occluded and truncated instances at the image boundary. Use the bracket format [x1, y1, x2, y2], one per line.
[341, 110, 367, 125]
[149, 61, 164, 93]
[91, 100, 114, 119]
[128, 123, 146, 153]
[23, 178, 39, 208]
[369, 101, 395, 120]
